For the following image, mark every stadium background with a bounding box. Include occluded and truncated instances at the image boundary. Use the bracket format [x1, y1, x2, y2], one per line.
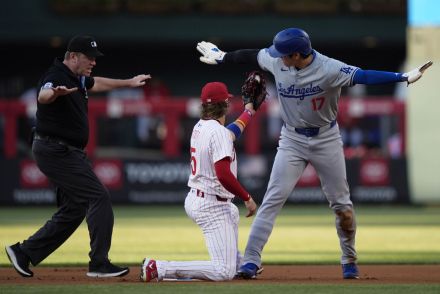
[0, 0, 438, 206]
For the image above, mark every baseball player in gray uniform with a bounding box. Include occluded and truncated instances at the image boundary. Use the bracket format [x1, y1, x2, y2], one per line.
[196, 28, 432, 279]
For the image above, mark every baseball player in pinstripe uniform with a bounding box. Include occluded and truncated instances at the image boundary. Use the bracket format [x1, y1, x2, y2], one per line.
[141, 82, 258, 282]
[196, 28, 432, 279]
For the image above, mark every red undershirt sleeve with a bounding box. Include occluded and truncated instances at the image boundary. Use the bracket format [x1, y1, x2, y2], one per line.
[214, 157, 250, 201]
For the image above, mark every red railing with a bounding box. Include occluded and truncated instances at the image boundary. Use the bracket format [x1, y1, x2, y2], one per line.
[0, 97, 405, 158]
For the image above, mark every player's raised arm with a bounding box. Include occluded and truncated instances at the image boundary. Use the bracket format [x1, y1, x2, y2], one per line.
[226, 71, 267, 141]
[352, 61, 433, 86]
[196, 41, 260, 67]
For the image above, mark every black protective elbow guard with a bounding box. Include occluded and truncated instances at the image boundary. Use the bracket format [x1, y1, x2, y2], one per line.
[224, 49, 260, 67]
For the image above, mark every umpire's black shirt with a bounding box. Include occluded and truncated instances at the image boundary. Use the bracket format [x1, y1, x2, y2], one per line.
[36, 58, 95, 148]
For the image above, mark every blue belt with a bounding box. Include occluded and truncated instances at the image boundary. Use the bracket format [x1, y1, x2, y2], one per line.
[294, 120, 336, 137]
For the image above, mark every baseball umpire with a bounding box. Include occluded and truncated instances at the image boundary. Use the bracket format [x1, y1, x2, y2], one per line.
[5, 35, 151, 278]
[197, 28, 432, 279]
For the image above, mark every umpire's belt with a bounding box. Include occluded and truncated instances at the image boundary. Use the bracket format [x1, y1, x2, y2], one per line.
[34, 133, 82, 150]
[293, 120, 336, 137]
[191, 188, 230, 202]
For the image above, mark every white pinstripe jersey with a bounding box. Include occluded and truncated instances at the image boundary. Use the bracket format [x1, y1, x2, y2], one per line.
[187, 119, 237, 199]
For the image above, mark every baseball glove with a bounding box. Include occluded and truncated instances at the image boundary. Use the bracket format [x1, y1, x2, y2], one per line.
[241, 71, 267, 111]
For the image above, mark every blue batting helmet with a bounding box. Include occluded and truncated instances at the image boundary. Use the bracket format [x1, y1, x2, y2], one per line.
[268, 28, 312, 58]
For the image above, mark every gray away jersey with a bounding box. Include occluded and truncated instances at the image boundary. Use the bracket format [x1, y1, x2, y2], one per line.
[257, 49, 359, 128]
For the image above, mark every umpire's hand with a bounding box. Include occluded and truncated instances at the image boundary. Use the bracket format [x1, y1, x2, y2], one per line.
[38, 86, 78, 104]
[128, 74, 151, 87]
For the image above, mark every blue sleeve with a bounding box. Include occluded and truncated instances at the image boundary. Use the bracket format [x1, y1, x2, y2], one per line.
[353, 69, 406, 85]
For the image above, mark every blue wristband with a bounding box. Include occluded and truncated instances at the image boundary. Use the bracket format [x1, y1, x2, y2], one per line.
[226, 123, 242, 139]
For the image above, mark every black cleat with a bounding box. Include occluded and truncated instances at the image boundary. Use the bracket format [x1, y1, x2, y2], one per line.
[5, 243, 34, 277]
[87, 260, 129, 278]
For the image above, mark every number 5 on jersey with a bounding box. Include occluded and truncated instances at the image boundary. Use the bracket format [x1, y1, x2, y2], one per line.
[191, 147, 197, 175]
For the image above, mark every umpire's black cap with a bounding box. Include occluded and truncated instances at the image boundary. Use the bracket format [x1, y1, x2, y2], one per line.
[67, 35, 104, 58]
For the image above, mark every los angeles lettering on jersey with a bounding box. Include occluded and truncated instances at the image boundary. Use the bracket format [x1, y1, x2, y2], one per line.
[278, 82, 324, 100]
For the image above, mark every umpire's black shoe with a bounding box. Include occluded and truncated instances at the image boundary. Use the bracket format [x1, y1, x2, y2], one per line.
[87, 260, 129, 278]
[5, 242, 34, 277]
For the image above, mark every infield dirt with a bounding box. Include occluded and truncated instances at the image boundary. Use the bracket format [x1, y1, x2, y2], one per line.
[1, 265, 439, 284]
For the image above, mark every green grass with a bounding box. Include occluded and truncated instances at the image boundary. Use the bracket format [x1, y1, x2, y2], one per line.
[1, 205, 439, 266]
[1, 205, 439, 293]
[1, 284, 440, 294]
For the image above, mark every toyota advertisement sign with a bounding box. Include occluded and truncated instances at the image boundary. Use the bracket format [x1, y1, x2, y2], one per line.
[0, 155, 409, 205]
